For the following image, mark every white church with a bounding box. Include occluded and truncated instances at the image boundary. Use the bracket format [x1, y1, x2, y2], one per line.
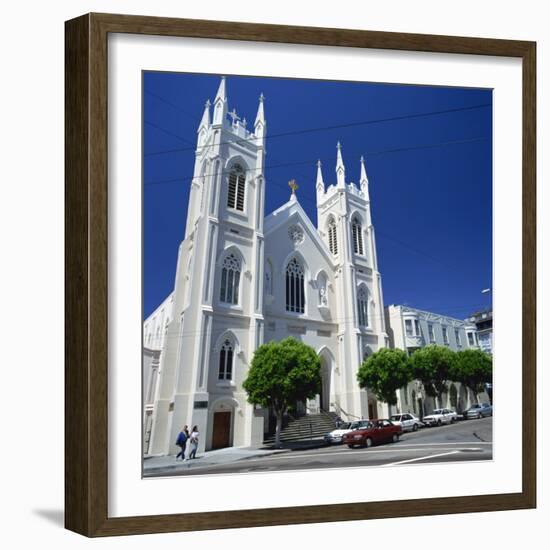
[143, 76, 391, 456]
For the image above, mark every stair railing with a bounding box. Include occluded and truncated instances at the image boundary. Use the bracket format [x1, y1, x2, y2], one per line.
[331, 402, 361, 422]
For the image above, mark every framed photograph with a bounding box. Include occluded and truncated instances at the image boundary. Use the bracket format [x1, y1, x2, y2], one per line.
[65, 13, 536, 537]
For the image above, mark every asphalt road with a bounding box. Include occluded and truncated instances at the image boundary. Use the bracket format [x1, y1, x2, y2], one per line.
[150, 416, 492, 477]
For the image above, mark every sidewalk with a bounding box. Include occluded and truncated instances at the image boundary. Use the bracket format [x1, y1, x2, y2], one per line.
[143, 438, 328, 475]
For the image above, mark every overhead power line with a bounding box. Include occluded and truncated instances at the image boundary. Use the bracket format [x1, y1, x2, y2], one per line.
[144, 135, 489, 187]
[143, 101, 492, 157]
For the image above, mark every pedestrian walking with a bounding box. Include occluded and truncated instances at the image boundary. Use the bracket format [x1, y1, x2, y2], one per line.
[188, 426, 199, 459]
[175, 425, 189, 460]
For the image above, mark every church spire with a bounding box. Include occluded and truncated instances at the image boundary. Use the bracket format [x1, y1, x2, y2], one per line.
[212, 76, 228, 126]
[316, 159, 325, 202]
[198, 99, 211, 130]
[254, 93, 266, 147]
[336, 141, 346, 188]
[255, 93, 265, 127]
[360, 155, 369, 199]
[215, 75, 227, 103]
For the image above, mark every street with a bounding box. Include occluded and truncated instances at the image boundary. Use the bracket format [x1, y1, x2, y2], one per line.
[144, 416, 492, 477]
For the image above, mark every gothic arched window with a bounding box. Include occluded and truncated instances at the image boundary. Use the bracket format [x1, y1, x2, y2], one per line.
[220, 253, 241, 304]
[357, 286, 369, 327]
[327, 217, 338, 255]
[352, 216, 364, 255]
[218, 338, 234, 380]
[285, 257, 305, 314]
[227, 164, 246, 211]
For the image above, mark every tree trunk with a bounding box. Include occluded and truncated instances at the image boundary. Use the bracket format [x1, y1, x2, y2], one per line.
[275, 411, 283, 448]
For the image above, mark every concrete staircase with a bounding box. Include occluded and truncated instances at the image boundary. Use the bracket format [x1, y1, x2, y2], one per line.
[263, 411, 339, 444]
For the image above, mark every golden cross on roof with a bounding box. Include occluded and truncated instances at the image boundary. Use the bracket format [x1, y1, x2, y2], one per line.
[288, 179, 299, 194]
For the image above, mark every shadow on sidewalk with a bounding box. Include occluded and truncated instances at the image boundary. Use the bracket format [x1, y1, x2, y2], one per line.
[258, 438, 328, 451]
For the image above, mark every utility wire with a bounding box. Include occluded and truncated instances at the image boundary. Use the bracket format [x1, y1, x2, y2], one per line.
[144, 120, 196, 147]
[144, 102, 492, 157]
[144, 135, 489, 187]
[142, 91, 491, 313]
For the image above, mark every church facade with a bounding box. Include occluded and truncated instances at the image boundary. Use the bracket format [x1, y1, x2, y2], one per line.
[144, 77, 389, 456]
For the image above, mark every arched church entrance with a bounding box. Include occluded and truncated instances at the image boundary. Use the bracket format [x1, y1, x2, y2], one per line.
[318, 348, 334, 412]
[368, 399, 378, 420]
[211, 399, 236, 450]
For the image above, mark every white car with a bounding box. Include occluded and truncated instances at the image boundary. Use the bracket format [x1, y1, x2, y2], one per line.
[324, 423, 353, 445]
[389, 413, 423, 432]
[323, 420, 371, 444]
[422, 408, 458, 427]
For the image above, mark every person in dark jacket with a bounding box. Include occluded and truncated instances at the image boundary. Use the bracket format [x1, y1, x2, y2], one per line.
[175, 425, 189, 460]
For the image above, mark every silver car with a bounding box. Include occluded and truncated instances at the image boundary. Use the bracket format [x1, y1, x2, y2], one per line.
[464, 403, 493, 419]
[389, 413, 423, 432]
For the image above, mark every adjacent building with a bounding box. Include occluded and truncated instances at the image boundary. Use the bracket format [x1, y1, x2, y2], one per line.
[385, 304, 488, 418]
[143, 293, 173, 454]
[467, 309, 493, 355]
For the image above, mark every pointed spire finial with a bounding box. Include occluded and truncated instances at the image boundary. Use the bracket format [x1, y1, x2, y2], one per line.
[255, 92, 266, 127]
[360, 155, 369, 198]
[212, 76, 228, 126]
[336, 141, 346, 187]
[316, 159, 324, 185]
[316, 159, 325, 200]
[360, 155, 368, 182]
[215, 76, 227, 101]
[199, 98, 211, 129]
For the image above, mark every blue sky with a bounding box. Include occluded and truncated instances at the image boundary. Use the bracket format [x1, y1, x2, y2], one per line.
[143, 72, 492, 320]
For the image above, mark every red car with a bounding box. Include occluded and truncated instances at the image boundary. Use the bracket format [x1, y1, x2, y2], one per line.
[342, 419, 402, 448]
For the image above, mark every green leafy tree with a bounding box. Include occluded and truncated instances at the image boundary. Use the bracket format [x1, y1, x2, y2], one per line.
[243, 337, 321, 448]
[410, 345, 457, 401]
[356, 348, 413, 413]
[450, 349, 493, 404]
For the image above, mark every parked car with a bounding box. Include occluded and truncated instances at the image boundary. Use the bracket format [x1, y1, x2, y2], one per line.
[463, 402, 493, 419]
[389, 413, 424, 432]
[342, 419, 402, 448]
[422, 408, 458, 427]
[323, 420, 372, 445]
[324, 423, 353, 445]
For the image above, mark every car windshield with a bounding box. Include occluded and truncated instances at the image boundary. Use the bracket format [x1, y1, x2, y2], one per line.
[433, 409, 443, 414]
[338, 423, 351, 429]
[390, 415, 401, 421]
[351, 421, 373, 429]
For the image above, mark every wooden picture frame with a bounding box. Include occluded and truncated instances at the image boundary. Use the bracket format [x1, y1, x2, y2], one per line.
[65, 12, 536, 537]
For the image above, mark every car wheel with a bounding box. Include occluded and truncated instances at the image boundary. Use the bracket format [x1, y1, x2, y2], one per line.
[364, 437, 373, 448]
[392, 433, 399, 443]
[477, 413, 481, 419]
[437, 419, 442, 427]
[347, 444, 355, 449]
[412, 423, 418, 432]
